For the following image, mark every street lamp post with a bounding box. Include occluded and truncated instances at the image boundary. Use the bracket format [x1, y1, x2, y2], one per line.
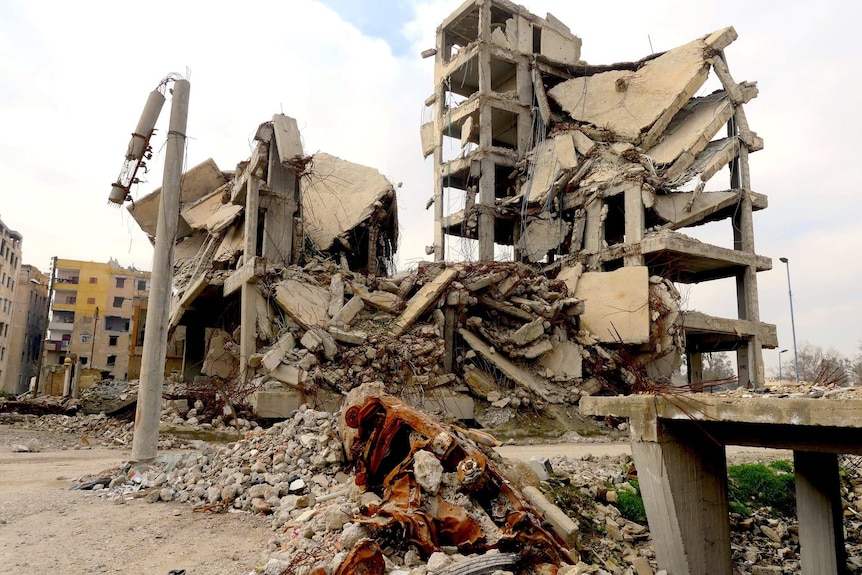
[779, 349, 788, 383]
[779, 257, 800, 383]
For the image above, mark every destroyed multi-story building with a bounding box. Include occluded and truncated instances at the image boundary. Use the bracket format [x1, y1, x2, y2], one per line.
[3, 264, 48, 394]
[44, 258, 150, 381]
[421, 0, 775, 386]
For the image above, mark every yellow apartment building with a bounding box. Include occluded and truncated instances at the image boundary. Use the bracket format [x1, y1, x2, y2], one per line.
[45, 258, 150, 381]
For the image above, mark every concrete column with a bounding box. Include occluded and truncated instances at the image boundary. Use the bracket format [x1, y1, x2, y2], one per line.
[583, 198, 603, 255]
[478, 158, 496, 261]
[794, 451, 846, 575]
[62, 357, 73, 397]
[624, 184, 645, 266]
[263, 140, 296, 266]
[731, 120, 763, 387]
[630, 423, 732, 575]
[432, 29, 446, 262]
[687, 352, 703, 390]
[132, 78, 190, 462]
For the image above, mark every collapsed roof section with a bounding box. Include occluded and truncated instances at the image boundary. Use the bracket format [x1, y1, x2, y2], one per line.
[126, 113, 398, 289]
[424, 1, 774, 387]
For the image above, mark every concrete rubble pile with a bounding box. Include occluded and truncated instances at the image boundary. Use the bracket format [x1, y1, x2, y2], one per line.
[205, 258, 683, 421]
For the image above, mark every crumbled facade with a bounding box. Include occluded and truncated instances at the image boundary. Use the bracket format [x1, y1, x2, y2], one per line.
[422, 0, 775, 386]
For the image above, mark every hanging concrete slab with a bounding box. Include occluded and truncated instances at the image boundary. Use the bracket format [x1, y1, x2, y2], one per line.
[648, 91, 734, 167]
[521, 216, 570, 262]
[670, 137, 739, 187]
[127, 158, 226, 236]
[302, 153, 395, 251]
[180, 188, 225, 231]
[548, 29, 736, 142]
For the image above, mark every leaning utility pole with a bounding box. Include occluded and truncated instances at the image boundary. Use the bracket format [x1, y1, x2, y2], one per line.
[131, 78, 190, 461]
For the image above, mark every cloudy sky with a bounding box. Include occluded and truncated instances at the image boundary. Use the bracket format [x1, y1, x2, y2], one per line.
[1, 0, 860, 373]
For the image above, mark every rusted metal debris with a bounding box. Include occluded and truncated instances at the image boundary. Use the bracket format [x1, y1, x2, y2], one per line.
[344, 392, 578, 566]
[332, 539, 385, 575]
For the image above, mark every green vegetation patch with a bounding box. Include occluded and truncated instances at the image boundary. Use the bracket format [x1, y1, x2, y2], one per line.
[727, 461, 795, 517]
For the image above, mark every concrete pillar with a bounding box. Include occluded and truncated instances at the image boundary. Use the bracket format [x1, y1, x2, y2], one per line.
[263, 139, 297, 266]
[794, 451, 846, 575]
[687, 352, 703, 390]
[62, 357, 73, 397]
[432, 31, 446, 262]
[478, 158, 496, 261]
[731, 117, 763, 387]
[624, 184, 645, 266]
[583, 198, 603, 255]
[132, 78, 190, 462]
[476, 2, 494, 262]
[630, 423, 732, 575]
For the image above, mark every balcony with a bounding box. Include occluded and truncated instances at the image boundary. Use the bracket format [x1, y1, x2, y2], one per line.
[48, 320, 74, 332]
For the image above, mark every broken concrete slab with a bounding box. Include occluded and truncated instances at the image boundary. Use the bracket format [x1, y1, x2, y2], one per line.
[392, 267, 459, 337]
[328, 327, 368, 345]
[329, 295, 365, 328]
[557, 263, 583, 296]
[352, 284, 400, 313]
[521, 216, 570, 262]
[274, 279, 331, 330]
[272, 114, 303, 165]
[180, 188, 226, 231]
[206, 203, 244, 233]
[671, 137, 740, 187]
[648, 91, 734, 167]
[249, 388, 340, 418]
[510, 317, 546, 347]
[262, 333, 296, 373]
[549, 29, 735, 142]
[128, 158, 226, 236]
[575, 266, 650, 344]
[302, 153, 396, 252]
[522, 138, 562, 204]
[269, 364, 307, 387]
[653, 190, 754, 229]
[540, 340, 583, 380]
[201, 328, 239, 379]
[328, 274, 344, 319]
[459, 329, 550, 401]
[420, 121, 435, 158]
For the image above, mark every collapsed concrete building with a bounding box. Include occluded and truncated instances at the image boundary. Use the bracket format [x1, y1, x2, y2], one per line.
[421, 0, 775, 387]
[120, 1, 775, 426]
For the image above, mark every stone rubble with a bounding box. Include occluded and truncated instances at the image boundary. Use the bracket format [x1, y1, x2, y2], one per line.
[19, 401, 854, 575]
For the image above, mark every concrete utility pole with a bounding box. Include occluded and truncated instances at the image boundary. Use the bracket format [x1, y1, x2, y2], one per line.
[132, 79, 190, 461]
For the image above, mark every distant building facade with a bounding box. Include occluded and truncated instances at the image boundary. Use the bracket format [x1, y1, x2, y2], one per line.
[45, 258, 150, 380]
[0, 219, 23, 391]
[3, 265, 48, 394]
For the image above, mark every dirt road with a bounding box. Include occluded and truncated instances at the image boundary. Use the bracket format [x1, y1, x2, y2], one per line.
[0, 429, 271, 575]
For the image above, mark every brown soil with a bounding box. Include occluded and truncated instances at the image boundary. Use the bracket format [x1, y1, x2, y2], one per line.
[0, 428, 272, 575]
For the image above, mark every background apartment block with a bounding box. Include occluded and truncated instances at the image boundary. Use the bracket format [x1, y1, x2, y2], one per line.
[0, 218, 23, 390]
[3, 264, 48, 394]
[45, 258, 150, 380]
